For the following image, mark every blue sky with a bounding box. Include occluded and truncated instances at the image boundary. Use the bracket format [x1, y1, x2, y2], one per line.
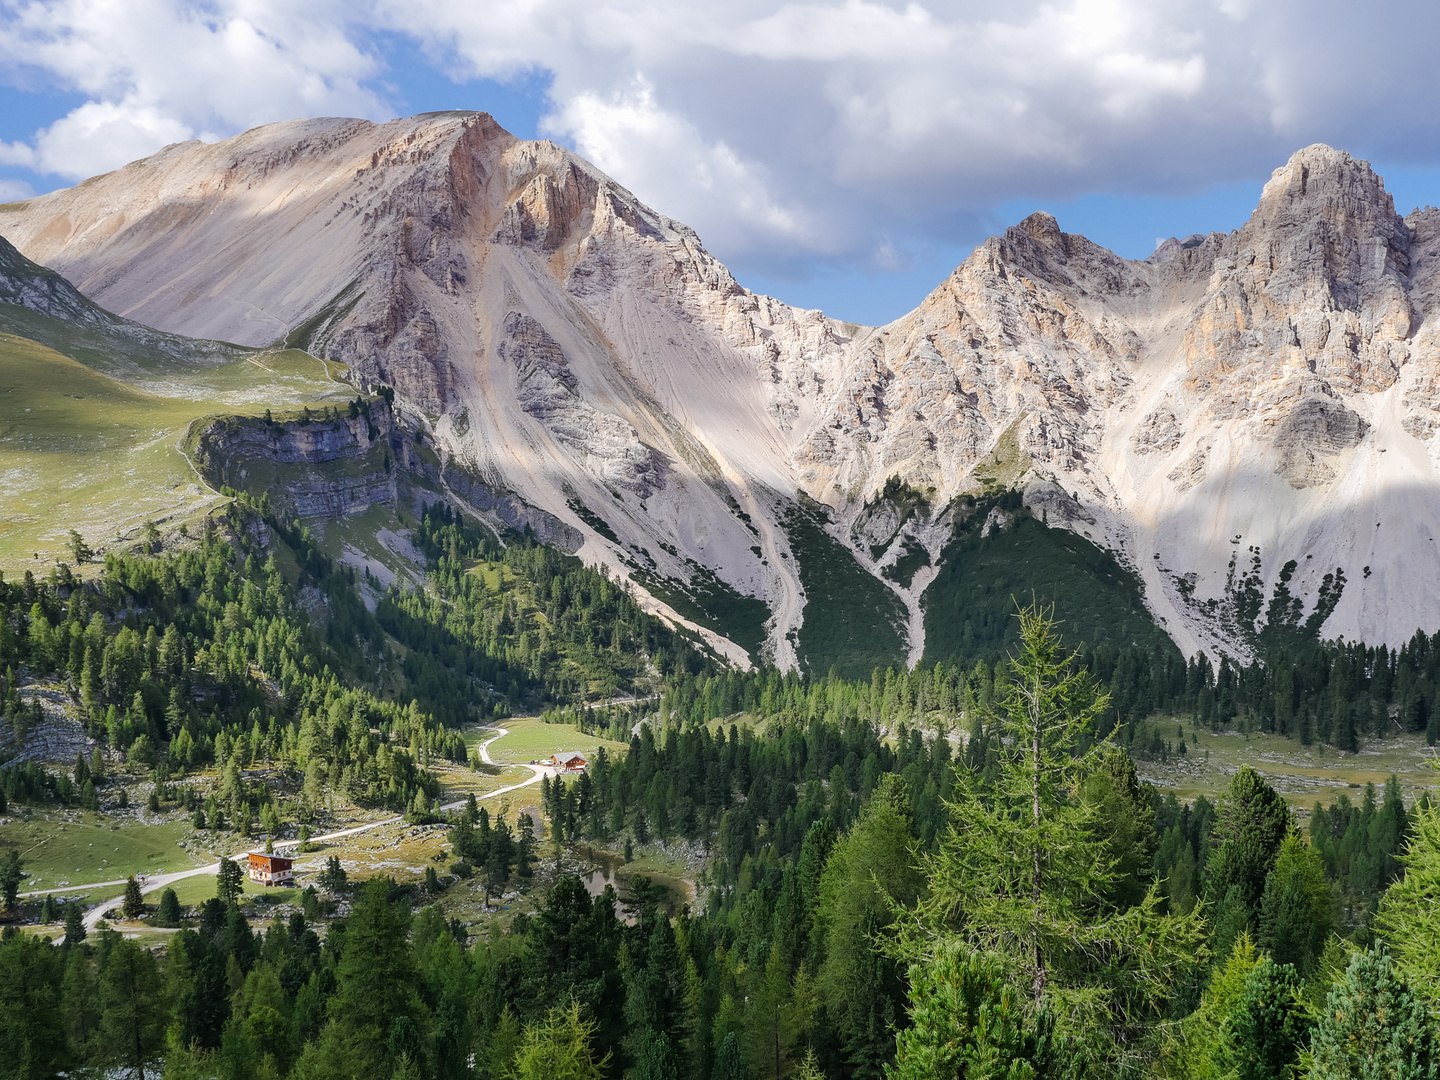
[5, 2, 1440, 327]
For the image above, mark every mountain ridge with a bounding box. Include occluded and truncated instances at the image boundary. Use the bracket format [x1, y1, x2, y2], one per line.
[2, 119, 1438, 667]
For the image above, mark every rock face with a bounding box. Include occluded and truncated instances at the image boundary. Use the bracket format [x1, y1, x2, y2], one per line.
[189, 398, 584, 551]
[4, 124, 1440, 661]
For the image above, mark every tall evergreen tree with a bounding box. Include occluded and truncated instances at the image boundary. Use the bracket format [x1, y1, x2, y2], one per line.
[122, 875, 144, 919]
[63, 900, 86, 946]
[712, 1031, 752, 1080]
[1257, 837, 1333, 977]
[890, 944, 1070, 1080]
[216, 857, 244, 904]
[902, 604, 1205, 1066]
[0, 848, 22, 912]
[1207, 766, 1292, 907]
[1378, 799, 1440, 992]
[96, 934, 166, 1080]
[0, 932, 69, 1079]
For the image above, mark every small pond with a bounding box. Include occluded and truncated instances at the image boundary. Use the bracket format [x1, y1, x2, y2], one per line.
[574, 846, 693, 922]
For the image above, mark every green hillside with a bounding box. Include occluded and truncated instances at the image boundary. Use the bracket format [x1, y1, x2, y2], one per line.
[0, 330, 349, 565]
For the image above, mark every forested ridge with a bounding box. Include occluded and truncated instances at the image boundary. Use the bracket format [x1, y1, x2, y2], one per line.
[3, 506, 1440, 1078]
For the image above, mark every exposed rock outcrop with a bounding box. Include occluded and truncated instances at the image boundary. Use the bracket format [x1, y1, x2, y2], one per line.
[8, 123, 1440, 660]
[189, 396, 583, 552]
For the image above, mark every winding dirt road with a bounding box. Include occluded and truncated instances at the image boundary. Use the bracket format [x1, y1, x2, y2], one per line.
[34, 726, 546, 942]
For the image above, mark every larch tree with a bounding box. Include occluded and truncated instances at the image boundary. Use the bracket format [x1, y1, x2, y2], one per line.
[1378, 796, 1440, 994]
[899, 603, 1206, 1069]
[511, 1000, 610, 1080]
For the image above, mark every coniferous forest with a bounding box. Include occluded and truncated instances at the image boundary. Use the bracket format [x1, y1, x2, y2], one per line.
[4, 505, 1440, 1079]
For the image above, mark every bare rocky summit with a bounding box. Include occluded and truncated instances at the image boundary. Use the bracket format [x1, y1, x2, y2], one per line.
[3, 120, 1438, 663]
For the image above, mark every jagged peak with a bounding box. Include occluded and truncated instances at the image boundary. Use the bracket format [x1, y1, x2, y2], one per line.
[1249, 142, 1397, 235]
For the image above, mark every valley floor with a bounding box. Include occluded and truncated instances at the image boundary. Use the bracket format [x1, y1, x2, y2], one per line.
[3, 718, 694, 944]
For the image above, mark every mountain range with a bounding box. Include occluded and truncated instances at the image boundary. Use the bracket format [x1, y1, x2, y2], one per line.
[2, 111, 1437, 673]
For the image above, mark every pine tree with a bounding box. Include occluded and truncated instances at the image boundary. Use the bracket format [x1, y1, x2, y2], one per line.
[0, 848, 23, 911]
[63, 900, 86, 946]
[1310, 948, 1435, 1080]
[903, 604, 1205, 1064]
[890, 944, 1068, 1080]
[633, 1028, 681, 1080]
[96, 935, 166, 1080]
[317, 854, 348, 893]
[0, 933, 70, 1077]
[1225, 957, 1307, 1080]
[712, 1031, 751, 1080]
[157, 887, 181, 928]
[1257, 837, 1332, 977]
[1206, 766, 1291, 929]
[1175, 934, 1260, 1080]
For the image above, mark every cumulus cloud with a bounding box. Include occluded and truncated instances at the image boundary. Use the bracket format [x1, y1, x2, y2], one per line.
[384, 0, 1440, 273]
[3, 0, 1440, 277]
[0, 0, 386, 178]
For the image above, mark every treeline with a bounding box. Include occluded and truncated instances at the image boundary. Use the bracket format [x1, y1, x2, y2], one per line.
[635, 625, 1440, 754]
[0, 496, 716, 827]
[538, 709, 959, 867]
[10, 609, 1440, 1079]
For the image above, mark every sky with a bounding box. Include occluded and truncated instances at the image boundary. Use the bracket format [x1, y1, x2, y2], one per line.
[4, 1, 1440, 327]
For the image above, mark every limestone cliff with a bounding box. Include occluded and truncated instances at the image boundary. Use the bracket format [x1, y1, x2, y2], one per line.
[5, 121, 1440, 663]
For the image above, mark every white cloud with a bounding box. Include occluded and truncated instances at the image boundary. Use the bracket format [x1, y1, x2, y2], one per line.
[0, 0, 386, 179]
[28, 99, 193, 178]
[0, 139, 35, 167]
[0, 177, 33, 200]
[4, 0, 1440, 276]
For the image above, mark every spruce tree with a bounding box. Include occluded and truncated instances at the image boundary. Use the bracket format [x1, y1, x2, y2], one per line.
[122, 875, 144, 919]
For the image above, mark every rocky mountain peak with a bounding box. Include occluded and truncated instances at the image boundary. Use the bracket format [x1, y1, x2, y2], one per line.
[8, 127, 1440, 667]
[1249, 144, 1398, 240]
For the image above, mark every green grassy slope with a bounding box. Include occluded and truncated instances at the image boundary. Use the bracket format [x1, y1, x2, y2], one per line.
[922, 494, 1174, 666]
[0, 331, 349, 565]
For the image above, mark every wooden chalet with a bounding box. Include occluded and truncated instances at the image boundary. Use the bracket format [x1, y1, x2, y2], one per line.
[247, 852, 294, 887]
